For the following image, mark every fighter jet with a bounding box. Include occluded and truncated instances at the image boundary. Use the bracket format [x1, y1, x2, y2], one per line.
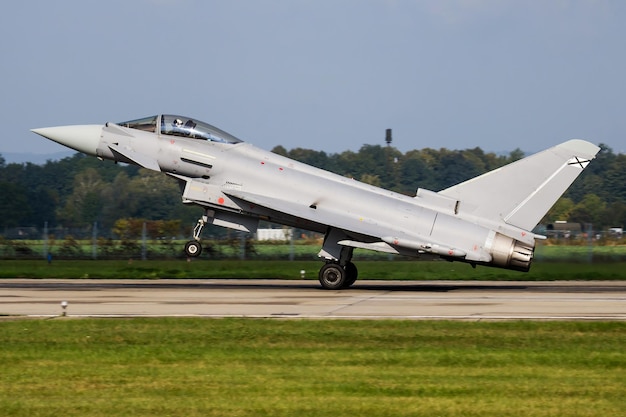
[32, 115, 600, 289]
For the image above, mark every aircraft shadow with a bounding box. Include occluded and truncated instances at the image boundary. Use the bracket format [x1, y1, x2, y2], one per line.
[3, 280, 619, 293]
[0, 280, 527, 293]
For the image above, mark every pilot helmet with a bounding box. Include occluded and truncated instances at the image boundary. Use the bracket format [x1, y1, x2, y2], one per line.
[173, 118, 183, 127]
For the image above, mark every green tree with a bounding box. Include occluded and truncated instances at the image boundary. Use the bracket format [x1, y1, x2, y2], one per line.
[99, 172, 132, 229]
[434, 150, 483, 190]
[604, 153, 626, 202]
[0, 182, 30, 228]
[506, 148, 525, 163]
[398, 153, 435, 195]
[602, 202, 626, 229]
[271, 145, 288, 157]
[126, 170, 182, 220]
[57, 168, 105, 227]
[286, 148, 330, 169]
[359, 173, 381, 187]
[569, 194, 607, 228]
[543, 197, 575, 224]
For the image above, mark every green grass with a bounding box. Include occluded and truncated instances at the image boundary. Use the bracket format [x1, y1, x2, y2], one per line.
[536, 243, 626, 261]
[0, 319, 624, 416]
[4, 239, 626, 262]
[2, 259, 626, 280]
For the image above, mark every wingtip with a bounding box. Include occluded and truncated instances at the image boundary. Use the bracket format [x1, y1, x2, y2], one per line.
[558, 139, 601, 159]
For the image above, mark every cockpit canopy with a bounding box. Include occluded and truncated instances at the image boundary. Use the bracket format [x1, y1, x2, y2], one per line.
[118, 115, 243, 144]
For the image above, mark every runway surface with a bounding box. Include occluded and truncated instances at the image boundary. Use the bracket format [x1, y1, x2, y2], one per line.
[1, 279, 625, 320]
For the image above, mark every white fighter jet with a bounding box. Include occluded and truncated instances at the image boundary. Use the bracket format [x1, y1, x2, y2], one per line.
[32, 115, 600, 289]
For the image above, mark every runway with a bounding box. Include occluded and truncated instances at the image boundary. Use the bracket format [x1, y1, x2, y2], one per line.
[1, 279, 625, 320]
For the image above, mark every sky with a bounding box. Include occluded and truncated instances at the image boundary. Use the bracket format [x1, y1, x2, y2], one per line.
[1, 0, 625, 160]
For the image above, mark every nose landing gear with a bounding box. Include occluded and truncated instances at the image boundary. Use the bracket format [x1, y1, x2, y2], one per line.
[184, 214, 208, 257]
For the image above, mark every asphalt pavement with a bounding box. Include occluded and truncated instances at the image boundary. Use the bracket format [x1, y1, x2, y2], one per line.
[1, 279, 625, 320]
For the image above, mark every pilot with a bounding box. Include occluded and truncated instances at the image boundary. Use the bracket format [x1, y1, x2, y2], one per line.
[171, 118, 185, 135]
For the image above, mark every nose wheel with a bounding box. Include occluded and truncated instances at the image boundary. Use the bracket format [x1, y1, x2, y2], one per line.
[184, 240, 202, 257]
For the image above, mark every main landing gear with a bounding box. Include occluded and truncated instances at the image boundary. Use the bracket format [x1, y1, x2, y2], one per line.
[317, 229, 359, 290]
[184, 214, 208, 257]
[318, 261, 358, 290]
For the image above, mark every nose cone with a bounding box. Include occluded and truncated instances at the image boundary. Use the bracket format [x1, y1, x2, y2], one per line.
[31, 124, 103, 156]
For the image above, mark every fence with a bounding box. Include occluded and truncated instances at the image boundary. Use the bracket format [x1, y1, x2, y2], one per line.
[1, 236, 626, 262]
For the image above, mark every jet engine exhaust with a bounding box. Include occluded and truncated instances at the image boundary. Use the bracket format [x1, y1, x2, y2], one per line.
[488, 233, 534, 272]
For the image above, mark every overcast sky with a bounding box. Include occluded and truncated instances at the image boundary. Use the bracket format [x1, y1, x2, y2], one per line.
[1, 0, 625, 159]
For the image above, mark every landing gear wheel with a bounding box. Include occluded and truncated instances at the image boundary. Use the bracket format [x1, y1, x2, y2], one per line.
[184, 241, 202, 257]
[344, 261, 358, 288]
[318, 263, 347, 290]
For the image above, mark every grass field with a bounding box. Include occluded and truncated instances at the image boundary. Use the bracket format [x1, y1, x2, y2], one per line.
[1, 259, 626, 280]
[0, 319, 624, 417]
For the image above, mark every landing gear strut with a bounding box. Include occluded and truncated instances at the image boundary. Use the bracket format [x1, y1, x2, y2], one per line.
[317, 229, 359, 290]
[344, 261, 358, 287]
[185, 213, 208, 257]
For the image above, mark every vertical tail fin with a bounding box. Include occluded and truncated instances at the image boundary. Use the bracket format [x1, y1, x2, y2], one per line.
[438, 139, 600, 231]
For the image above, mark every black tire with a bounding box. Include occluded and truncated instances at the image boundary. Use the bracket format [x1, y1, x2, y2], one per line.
[184, 241, 202, 257]
[318, 263, 347, 290]
[344, 261, 358, 288]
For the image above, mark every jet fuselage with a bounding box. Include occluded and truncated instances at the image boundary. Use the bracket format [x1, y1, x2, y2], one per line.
[32, 114, 600, 289]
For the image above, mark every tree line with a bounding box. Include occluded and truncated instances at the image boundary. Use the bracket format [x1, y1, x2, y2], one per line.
[0, 142, 624, 237]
